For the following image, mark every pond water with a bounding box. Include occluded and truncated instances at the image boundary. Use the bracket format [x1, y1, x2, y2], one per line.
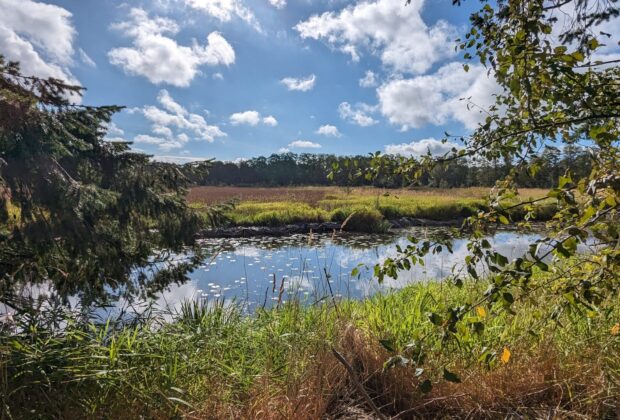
[153, 228, 542, 312]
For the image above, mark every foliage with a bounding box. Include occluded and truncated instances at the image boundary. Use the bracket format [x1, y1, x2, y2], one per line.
[199, 147, 593, 188]
[2, 272, 618, 418]
[0, 58, 210, 307]
[339, 0, 620, 382]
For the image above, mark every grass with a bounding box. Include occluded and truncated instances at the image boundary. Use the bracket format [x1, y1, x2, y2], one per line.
[188, 186, 553, 230]
[3, 266, 618, 418]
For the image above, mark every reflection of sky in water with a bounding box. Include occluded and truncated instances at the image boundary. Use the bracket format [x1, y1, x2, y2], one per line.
[174, 228, 542, 311]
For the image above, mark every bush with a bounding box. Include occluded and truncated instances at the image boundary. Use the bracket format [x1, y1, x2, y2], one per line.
[340, 206, 390, 233]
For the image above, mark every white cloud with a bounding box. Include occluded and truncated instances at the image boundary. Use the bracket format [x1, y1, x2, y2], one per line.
[277, 147, 290, 153]
[108, 8, 235, 87]
[133, 89, 226, 150]
[377, 62, 499, 130]
[229, 111, 278, 126]
[133, 133, 187, 151]
[105, 122, 125, 138]
[359, 70, 377, 88]
[212, 72, 224, 80]
[152, 155, 211, 164]
[78, 48, 96, 68]
[184, 0, 261, 31]
[230, 110, 261, 126]
[280, 74, 316, 91]
[0, 0, 78, 83]
[157, 89, 187, 116]
[385, 137, 460, 157]
[153, 125, 173, 137]
[288, 140, 321, 149]
[294, 0, 456, 74]
[269, 0, 286, 9]
[263, 115, 278, 126]
[316, 124, 341, 137]
[338, 102, 378, 127]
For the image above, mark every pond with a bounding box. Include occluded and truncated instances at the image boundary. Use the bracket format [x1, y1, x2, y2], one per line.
[152, 227, 543, 312]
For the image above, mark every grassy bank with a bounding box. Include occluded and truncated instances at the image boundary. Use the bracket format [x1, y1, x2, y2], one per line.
[3, 268, 618, 418]
[188, 187, 554, 230]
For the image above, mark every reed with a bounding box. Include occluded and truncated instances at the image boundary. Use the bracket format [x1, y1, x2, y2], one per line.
[2, 269, 618, 418]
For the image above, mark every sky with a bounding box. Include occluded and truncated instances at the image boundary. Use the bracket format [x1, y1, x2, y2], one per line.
[1, 0, 618, 163]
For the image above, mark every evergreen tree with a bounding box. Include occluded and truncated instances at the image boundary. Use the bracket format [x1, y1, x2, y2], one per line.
[0, 58, 209, 309]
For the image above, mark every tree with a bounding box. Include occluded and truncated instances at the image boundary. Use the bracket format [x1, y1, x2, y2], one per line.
[0, 58, 209, 309]
[371, 0, 619, 383]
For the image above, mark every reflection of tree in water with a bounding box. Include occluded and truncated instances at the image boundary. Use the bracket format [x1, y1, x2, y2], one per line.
[197, 226, 543, 263]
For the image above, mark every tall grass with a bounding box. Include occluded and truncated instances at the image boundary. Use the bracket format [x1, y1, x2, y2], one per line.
[191, 189, 555, 230]
[2, 271, 618, 418]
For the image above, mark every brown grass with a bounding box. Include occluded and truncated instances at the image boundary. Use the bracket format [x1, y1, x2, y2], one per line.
[192, 324, 617, 419]
[187, 186, 549, 206]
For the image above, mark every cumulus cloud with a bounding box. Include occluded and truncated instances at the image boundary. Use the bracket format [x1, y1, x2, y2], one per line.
[108, 8, 235, 87]
[338, 102, 378, 127]
[288, 140, 321, 149]
[230, 110, 260, 126]
[229, 110, 278, 126]
[184, 0, 261, 31]
[280, 74, 316, 91]
[316, 124, 341, 137]
[263, 115, 278, 126]
[385, 137, 461, 157]
[132, 89, 226, 150]
[0, 0, 78, 83]
[377, 62, 499, 130]
[294, 0, 456, 74]
[104, 122, 125, 140]
[269, 0, 286, 9]
[359, 70, 377, 88]
[133, 133, 188, 151]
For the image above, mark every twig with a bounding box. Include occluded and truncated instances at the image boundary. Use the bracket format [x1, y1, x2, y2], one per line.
[330, 347, 387, 420]
[392, 393, 467, 418]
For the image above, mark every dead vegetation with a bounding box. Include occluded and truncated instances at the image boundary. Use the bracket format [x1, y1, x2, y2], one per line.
[191, 324, 619, 419]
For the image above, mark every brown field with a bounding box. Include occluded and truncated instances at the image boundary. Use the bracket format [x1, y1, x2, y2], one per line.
[187, 186, 549, 205]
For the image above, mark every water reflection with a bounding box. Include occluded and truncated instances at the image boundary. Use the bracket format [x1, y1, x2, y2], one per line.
[178, 227, 542, 311]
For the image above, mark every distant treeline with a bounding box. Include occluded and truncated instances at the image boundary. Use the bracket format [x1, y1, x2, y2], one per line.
[198, 145, 591, 188]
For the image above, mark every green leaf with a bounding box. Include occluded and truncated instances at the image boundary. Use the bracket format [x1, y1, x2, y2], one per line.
[379, 339, 395, 352]
[443, 367, 461, 383]
[428, 312, 443, 326]
[419, 379, 433, 393]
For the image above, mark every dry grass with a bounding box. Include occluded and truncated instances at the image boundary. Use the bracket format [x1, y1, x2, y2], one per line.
[187, 186, 549, 206]
[235, 326, 618, 419]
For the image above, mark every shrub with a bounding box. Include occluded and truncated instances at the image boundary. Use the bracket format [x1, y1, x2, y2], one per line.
[340, 206, 390, 233]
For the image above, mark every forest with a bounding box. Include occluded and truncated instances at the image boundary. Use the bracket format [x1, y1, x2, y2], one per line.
[201, 146, 592, 188]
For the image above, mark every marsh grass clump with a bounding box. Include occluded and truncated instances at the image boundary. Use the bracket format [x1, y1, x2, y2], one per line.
[190, 187, 555, 229]
[340, 206, 391, 233]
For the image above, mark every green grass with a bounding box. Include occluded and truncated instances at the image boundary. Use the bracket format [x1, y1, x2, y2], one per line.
[191, 190, 556, 231]
[3, 267, 618, 418]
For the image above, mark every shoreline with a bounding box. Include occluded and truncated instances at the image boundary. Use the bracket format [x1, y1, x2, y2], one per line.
[197, 217, 465, 238]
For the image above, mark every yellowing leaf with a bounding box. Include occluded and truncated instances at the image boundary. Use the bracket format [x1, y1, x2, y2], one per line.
[476, 306, 487, 318]
[611, 323, 620, 336]
[501, 347, 511, 364]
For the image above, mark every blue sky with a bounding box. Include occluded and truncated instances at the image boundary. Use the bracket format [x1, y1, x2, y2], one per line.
[2, 0, 591, 162]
